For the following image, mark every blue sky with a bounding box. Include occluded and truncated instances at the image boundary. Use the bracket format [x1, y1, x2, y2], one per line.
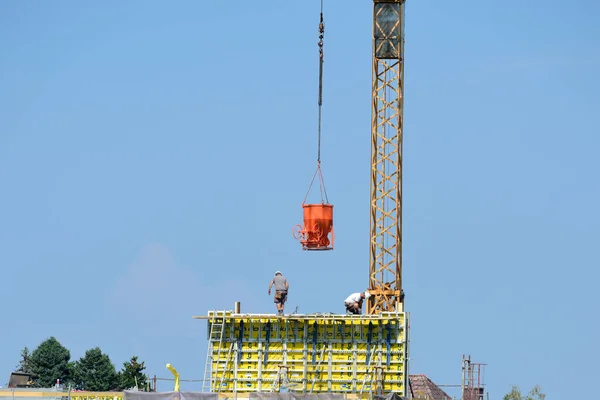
[1, 1, 599, 398]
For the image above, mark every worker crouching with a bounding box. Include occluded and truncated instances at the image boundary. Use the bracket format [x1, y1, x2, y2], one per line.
[344, 291, 371, 315]
[268, 271, 289, 316]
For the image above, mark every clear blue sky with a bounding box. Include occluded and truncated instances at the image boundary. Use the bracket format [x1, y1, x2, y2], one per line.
[1, 1, 598, 398]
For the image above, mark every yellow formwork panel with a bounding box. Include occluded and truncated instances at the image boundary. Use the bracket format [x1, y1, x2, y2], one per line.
[205, 313, 408, 398]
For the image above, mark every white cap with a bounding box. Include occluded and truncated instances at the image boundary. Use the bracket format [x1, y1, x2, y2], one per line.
[275, 271, 282, 275]
[364, 290, 371, 299]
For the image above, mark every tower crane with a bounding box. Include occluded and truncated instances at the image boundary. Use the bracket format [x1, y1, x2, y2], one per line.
[368, 0, 406, 314]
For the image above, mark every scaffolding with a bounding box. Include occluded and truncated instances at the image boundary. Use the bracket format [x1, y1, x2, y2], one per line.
[195, 311, 409, 399]
[461, 355, 486, 400]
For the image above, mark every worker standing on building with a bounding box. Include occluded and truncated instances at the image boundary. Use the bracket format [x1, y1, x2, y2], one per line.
[268, 271, 289, 316]
[344, 291, 371, 315]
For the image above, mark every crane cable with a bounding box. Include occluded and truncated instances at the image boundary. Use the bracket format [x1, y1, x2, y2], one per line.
[303, 0, 329, 205]
[317, 0, 324, 163]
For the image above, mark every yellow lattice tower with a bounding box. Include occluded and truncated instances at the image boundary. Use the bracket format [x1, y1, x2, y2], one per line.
[368, 0, 406, 315]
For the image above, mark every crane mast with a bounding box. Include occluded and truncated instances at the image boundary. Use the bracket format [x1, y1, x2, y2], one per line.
[367, 0, 406, 314]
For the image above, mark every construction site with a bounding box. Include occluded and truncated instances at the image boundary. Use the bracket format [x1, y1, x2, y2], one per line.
[190, 0, 488, 399]
[2, 1, 488, 399]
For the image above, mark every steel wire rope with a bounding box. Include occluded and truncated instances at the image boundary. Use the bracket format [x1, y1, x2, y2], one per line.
[304, 0, 329, 205]
[317, 0, 324, 164]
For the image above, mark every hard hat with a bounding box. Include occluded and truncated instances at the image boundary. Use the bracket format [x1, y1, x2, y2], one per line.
[364, 290, 371, 299]
[275, 271, 282, 275]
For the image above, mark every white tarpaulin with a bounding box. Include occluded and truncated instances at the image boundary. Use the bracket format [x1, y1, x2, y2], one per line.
[124, 392, 218, 400]
[249, 394, 346, 400]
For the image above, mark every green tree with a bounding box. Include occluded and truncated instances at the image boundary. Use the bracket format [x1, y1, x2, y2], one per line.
[29, 337, 71, 387]
[504, 385, 546, 400]
[72, 347, 118, 391]
[15, 347, 34, 374]
[118, 356, 148, 390]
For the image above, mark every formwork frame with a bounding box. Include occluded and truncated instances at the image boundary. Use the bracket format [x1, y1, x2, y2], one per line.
[196, 312, 409, 399]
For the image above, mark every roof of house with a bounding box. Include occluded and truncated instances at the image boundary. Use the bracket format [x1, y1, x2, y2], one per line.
[409, 374, 452, 400]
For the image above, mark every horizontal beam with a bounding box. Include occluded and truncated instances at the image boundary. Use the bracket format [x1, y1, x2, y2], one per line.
[367, 289, 401, 296]
[193, 312, 405, 321]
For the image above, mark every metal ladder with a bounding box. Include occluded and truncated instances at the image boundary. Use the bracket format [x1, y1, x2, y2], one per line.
[216, 342, 235, 393]
[359, 345, 382, 397]
[308, 346, 327, 393]
[202, 311, 227, 392]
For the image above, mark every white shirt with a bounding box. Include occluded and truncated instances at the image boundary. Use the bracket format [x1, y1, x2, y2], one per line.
[345, 292, 362, 304]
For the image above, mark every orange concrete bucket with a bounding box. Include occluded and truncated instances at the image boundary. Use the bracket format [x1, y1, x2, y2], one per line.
[293, 204, 334, 250]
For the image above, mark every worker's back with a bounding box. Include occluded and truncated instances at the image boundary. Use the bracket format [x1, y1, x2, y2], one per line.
[273, 275, 287, 291]
[345, 292, 361, 304]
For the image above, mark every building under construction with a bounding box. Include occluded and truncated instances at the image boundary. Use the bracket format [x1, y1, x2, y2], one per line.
[196, 311, 408, 397]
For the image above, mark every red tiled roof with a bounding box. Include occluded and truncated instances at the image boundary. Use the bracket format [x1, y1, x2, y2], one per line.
[409, 374, 452, 400]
